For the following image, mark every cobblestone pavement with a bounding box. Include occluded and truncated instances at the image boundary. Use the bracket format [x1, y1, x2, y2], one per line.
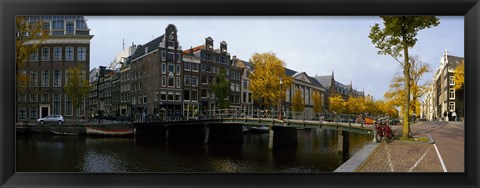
[356, 140, 443, 172]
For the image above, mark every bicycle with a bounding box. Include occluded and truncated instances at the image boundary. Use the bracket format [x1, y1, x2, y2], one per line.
[374, 116, 394, 143]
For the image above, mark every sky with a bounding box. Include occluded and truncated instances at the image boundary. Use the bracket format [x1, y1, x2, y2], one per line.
[86, 16, 464, 101]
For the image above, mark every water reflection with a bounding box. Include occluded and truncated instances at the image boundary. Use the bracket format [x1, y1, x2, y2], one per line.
[16, 128, 371, 172]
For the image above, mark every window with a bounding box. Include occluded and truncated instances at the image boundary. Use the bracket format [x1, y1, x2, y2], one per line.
[66, 21, 74, 35]
[30, 108, 37, 119]
[192, 90, 198, 101]
[167, 41, 175, 48]
[161, 51, 166, 61]
[201, 89, 208, 98]
[65, 70, 71, 86]
[449, 89, 455, 99]
[205, 64, 211, 72]
[18, 107, 27, 119]
[168, 64, 174, 73]
[53, 47, 62, 61]
[30, 70, 38, 87]
[52, 70, 61, 87]
[41, 70, 49, 87]
[167, 53, 174, 62]
[201, 76, 208, 84]
[18, 94, 26, 102]
[168, 76, 174, 87]
[42, 21, 50, 33]
[161, 63, 166, 74]
[77, 47, 86, 61]
[192, 63, 199, 72]
[19, 70, 28, 87]
[449, 76, 455, 86]
[160, 92, 167, 101]
[65, 47, 74, 61]
[184, 62, 191, 71]
[176, 53, 181, 63]
[161, 76, 166, 87]
[53, 94, 60, 114]
[176, 65, 181, 75]
[175, 92, 181, 101]
[449, 102, 455, 111]
[42, 94, 49, 102]
[206, 54, 212, 61]
[243, 80, 248, 89]
[192, 76, 198, 86]
[168, 92, 174, 101]
[184, 90, 190, 101]
[184, 75, 191, 86]
[76, 20, 87, 29]
[220, 56, 225, 64]
[30, 50, 38, 61]
[52, 19, 64, 29]
[42, 47, 50, 61]
[176, 77, 181, 88]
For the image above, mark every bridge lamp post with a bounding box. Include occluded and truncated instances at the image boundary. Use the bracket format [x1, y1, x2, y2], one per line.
[279, 78, 283, 120]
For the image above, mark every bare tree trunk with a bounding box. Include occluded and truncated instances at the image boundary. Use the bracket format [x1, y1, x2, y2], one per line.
[402, 37, 411, 139]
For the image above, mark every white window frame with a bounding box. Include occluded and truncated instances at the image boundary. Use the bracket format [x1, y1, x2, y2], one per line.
[449, 89, 455, 99]
[65, 46, 74, 61]
[30, 50, 38, 61]
[53, 47, 62, 61]
[41, 47, 50, 61]
[449, 102, 455, 111]
[77, 47, 86, 61]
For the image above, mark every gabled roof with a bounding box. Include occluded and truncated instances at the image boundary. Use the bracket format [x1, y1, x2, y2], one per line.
[285, 68, 297, 77]
[130, 35, 164, 61]
[313, 75, 332, 89]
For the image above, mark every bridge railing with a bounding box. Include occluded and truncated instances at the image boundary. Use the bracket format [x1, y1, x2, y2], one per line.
[200, 109, 365, 123]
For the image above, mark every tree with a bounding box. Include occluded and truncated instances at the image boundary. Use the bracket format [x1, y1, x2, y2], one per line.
[64, 65, 91, 124]
[312, 91, 323, 114]
[453, 60, 464, 90]
[210, 68, 231, 109]
[369, 16, 439, 139]
[384, 56, 431, 125]
[249, 52, 293, 110]
[328, 94, 345, 114]
[291, 89, 305, 119]
[16, 16, 49, 87]
[409, 56, 431, 118]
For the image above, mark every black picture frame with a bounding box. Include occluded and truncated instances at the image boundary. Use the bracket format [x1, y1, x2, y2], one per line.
[1, 0, 478, 187]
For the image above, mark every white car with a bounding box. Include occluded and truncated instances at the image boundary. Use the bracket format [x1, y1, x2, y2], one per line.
[37, 114, 64, 125]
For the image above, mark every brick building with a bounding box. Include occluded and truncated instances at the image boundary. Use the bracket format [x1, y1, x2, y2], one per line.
[17, 16, 93, 123]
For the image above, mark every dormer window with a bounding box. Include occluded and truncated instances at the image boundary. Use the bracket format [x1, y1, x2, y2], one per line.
[168, 41, 175, 48]
[145, 47, 149, 54]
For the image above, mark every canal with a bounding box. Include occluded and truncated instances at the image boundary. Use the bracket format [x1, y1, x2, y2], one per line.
[16, 128, 371, 172]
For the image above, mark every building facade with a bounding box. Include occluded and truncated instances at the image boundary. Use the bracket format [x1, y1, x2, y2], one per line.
[17, 16, 93, 123]
[430, 50, 464, 121]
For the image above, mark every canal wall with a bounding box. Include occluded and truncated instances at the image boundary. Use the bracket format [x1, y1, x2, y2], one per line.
[23, 123, 134, 135]
[270, 126, 297, 148]
[134, 123, 244, 144]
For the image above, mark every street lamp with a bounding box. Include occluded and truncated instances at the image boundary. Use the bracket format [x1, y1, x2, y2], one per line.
[279, 78, 283, 120]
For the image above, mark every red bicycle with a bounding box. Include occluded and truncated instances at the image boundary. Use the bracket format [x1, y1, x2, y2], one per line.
[375, 116, 394, 143]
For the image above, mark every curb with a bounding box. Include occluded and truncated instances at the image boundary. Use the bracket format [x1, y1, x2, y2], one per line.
[334, 141, 379, 172]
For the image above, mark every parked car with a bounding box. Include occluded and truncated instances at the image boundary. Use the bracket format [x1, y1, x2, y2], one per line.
[37, 114, 64, 125]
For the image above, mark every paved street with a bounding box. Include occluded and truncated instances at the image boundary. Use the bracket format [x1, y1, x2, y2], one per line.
[355, 121, 464, 172]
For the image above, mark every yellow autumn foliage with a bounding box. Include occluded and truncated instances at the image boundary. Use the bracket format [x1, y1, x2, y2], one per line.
[249, 52, 293, 107]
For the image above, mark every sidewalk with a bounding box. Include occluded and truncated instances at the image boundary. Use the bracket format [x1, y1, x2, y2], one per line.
[337, 121, 464, 172]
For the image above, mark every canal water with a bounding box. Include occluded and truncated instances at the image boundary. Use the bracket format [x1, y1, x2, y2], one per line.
[16, 128, 371, 172]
